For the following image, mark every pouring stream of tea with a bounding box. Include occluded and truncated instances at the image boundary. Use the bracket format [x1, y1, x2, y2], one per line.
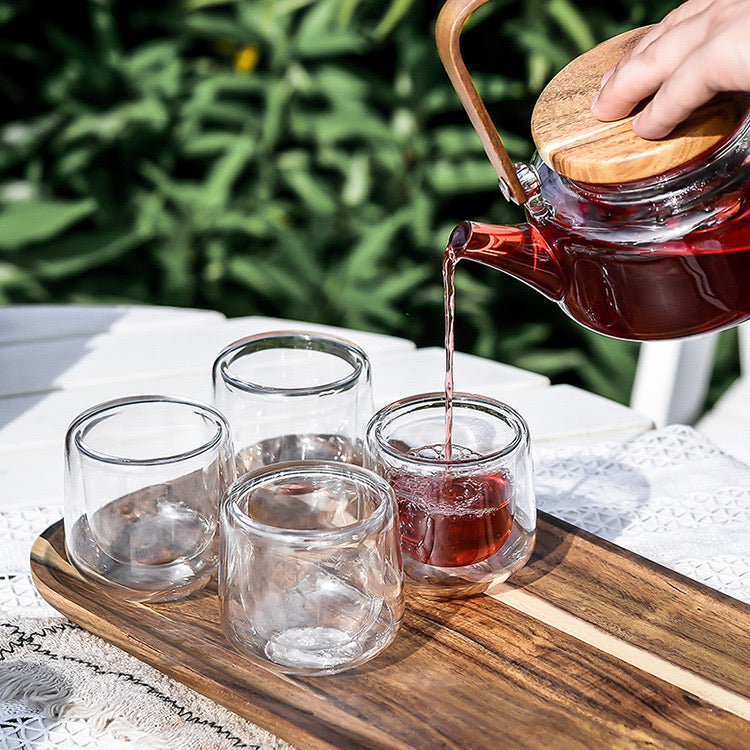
[443, 242, 458, 461]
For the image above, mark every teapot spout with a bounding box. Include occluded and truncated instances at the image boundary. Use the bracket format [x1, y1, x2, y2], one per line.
[447, 220, 565, 301]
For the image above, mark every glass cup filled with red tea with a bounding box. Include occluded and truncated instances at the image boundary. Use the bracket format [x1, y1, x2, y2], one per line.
[365, 393, 535, 598]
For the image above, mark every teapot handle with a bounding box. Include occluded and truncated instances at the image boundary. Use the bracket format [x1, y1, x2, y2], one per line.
[436, 0, 527, 205]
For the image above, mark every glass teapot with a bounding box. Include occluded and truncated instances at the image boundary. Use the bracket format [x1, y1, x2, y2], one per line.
[437, 0, 750, 340]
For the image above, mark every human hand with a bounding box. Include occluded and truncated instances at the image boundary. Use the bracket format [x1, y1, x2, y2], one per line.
[590, 0, 750, 139]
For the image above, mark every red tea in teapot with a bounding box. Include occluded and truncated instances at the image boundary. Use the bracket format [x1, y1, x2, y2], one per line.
[445, 188, 750, 342]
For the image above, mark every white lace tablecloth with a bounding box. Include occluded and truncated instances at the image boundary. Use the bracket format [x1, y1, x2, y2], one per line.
[534, 425, 750, 604]
[0, 531, 294, 748]
[2, 425, 748, 749]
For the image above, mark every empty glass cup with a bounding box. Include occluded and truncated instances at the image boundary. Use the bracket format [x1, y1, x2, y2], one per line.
[219, 461, 404, 675]
[64, 395, 235, 602]
[365, 393, 535, 598]
[212, 331, 374, 473]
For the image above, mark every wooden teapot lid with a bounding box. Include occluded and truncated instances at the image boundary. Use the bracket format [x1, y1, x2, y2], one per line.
[531, 27, 750, 184]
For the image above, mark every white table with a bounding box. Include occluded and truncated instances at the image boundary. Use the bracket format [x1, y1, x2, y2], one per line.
[0, 304, 652, 514]
[2, 304, 747, 750]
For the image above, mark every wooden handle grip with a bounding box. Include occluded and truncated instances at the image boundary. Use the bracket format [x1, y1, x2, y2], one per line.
[436, 0, 527, 205]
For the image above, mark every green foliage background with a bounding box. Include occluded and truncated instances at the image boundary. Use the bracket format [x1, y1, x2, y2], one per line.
[0, 0, 739, 405]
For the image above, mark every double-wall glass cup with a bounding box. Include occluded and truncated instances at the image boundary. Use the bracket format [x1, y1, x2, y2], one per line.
[64, 396, 235, 602]
[219, 461, 404, 675]
[365, 393, 535, 598]
[212, 332, 373, 473]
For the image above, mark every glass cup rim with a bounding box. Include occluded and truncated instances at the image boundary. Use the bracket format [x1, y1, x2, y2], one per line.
[68, 394, 229, 466]
[366, 391, 528, 467]
[223, 460, 395, 543]
[212, 330, 370, 397]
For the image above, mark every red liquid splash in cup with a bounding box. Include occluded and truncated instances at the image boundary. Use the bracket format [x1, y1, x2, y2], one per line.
[389, 461, 512, 568]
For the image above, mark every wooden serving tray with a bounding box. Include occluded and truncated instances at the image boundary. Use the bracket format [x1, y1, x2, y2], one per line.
[31, 514, 750, 749]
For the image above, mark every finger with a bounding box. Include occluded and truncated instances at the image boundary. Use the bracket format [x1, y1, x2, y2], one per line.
[632, 0, 716, 48]
[591, 14, 711, 121]
[633, 0, 714, 50]
[591, 41, 691, 121]
[632, 35, 748, 138]
[599, 0, 712, 83]
[632, 66, 717, 139]
[596, 25, 661, 90]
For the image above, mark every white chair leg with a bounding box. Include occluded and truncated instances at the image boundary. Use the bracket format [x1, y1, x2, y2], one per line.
[738, 321, 750, 373]
[630, 334, 719, 427]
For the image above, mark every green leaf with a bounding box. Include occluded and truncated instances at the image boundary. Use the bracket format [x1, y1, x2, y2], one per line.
[373, 265, 432, 302]
[433, 127, 487, 157]
[0, 114, 64, 171]
[0, 1, 20, 24]
[30, 228, 143, 280]
[314, 65, 369, 102]
[229, 255, 313, 304]
[259, 79, 291, 151]
[187, 73, 268, 106]
[427, 159, 497, 195]
[547, 0, 596, 51]
[152, 228, 196, 303]
[372, 0, 416, 40]
[296, 29, 364, 57]
[289, 109, 391, 145]
[336, 0, 362, 29]
[140, 163, 206, 213]
[59, 98, 169, 144]
[183, 0, 238, 10]
[123, 40, 182, 97]
[89, 0, 122, 68]
[132, 191, 173, 237]
[277, 151, 338, 214]
[0, 262, 46, 302]
[212, 211, 269, 236]
[341, 153, 370, 206]
[203, 135, 257, 210]
[53, 145, 98, 178]
[515, 348, 586, 377]
[471, 74, 527, 102]
[295, 0, 364, 56]
[342, 210, 412, 281]
[265, 219, 326, 286]
[180, 132, 243, 156]
[226, 256, 275, 294]
[0, 199, 97, 251]
[183, 13, 260, 45]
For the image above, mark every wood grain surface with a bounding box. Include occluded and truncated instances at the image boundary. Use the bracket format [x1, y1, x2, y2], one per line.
[31, 514, 750, 750]
[531, 27, 749, 184]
